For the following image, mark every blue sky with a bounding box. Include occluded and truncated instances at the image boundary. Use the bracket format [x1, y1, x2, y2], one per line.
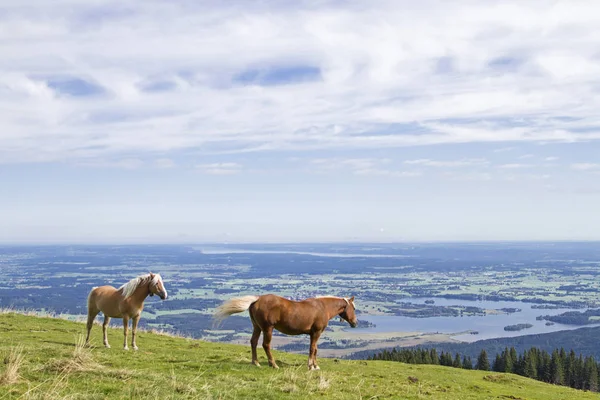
[1, 1, 600, 243]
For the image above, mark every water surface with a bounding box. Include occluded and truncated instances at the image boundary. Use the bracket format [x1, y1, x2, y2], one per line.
[357, 297, 597, 342]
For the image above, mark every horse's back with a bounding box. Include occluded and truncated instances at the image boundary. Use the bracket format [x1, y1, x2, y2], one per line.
[89, 285, 119, 298]
[87, 285, 123, 317]
[252, 294, 325, 333]
[253, 294, 299, 313]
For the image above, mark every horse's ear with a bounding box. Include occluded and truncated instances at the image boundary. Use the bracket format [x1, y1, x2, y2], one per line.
[149, 272, 155, 278]
[349, 296, 355, 302]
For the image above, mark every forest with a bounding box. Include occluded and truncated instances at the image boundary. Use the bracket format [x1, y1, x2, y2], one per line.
[369, 345, 599, 392]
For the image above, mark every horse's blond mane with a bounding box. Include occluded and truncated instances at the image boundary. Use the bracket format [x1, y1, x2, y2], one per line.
[315, 295, 356, 308]
[119, 273, 163, 298]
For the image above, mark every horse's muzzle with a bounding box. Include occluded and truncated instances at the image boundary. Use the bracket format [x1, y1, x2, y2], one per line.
[350, 321, 358, 328]
[159, 292, 167, 300]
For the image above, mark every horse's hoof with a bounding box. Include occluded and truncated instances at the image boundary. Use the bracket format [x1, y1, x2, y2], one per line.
[123, 346, 129, 351]
[104, 344, 111, 349]
[314, 365, 320, 370]
[252, 361, 261, 367]
[270, 364, 279, 369]
[133, 346, 139, 351]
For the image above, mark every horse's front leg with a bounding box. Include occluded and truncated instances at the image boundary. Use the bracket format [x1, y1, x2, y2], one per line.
[122, 316, 130, 350]
[262, 326, 278, 369]
[102, 316, 111, 348]
[308, 330, 322, 370]
[131, 316, 140, 351]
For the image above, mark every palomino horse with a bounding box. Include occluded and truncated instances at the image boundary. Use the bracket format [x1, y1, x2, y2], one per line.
[214, 294, 357, 370]
[85, 273, 168, 350]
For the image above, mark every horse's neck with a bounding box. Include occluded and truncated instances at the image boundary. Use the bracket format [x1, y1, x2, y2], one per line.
[129, 281, 150, 305]
[320, 298, 345, 320]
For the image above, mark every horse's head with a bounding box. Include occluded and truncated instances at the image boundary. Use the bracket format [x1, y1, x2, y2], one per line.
[148, 273, 168, 300]
[339, 296, 357, 328]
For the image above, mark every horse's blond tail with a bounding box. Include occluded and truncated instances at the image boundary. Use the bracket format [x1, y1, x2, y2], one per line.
[87, 287, 98, 313]
[213, 295, 259, 327]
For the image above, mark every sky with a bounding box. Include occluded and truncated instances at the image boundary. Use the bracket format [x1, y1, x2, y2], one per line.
[1, 0, 600, 243]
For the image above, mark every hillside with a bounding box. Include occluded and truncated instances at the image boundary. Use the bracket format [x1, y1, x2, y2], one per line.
[0, 313, 597, 399]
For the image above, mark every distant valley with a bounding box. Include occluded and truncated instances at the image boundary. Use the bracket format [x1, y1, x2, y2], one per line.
[1, 242, 600, 359]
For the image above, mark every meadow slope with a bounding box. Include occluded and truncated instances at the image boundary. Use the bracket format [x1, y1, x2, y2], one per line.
[0, 313, 597, 399]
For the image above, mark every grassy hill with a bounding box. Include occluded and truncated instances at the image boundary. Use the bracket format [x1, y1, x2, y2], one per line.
[1, 312, 598, 399]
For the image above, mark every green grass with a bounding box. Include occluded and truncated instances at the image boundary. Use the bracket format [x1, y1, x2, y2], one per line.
[0, 312, 598, 399]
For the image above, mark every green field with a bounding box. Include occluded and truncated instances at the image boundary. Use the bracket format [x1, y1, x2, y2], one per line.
[1, 312, 597, 399]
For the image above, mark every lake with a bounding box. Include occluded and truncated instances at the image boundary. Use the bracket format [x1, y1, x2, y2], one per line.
[356, 297, 598, 342]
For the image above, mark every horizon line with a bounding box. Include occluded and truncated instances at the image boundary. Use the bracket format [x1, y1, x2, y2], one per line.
[1, 239, 600, 247]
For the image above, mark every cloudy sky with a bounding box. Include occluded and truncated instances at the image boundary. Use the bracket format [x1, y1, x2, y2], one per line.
[2, 0, 600, 243]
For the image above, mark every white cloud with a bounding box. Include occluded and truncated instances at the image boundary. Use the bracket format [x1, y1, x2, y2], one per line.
[309, 157, 418, 177]
[2, 1, 600, 164]
[155, 158, 176, 168]
[353, 169, 421, 178]
[504, 173, 551, 180]
[545, 156, 559, 161]
[571, 163, 600, 171]
[493, 147, 516, 153]
[442, 172, 492, 181]
[196, 162, 242, 175]
[75, 158, 144, 169]
[404, 158, 488, 167]
[497, 163, 533, 169]
[310, 158, 384, 170]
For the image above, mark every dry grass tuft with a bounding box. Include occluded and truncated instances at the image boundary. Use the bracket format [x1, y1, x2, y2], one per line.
[1, 345, 25, 385]
[169, 368, 198, 395]
[103, 368, 138, 380]
[317, 374, 331, 391]
[20, 372, 72, 400]
[268, 366, 333, 395]
[44, 335, 100, 374]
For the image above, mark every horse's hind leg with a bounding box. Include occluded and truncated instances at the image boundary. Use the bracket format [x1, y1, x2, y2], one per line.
[102, 316, 111, 348]
[262, 326, 278, 369]
[250, 324, 261, 367]
[85, 308, 99, 346]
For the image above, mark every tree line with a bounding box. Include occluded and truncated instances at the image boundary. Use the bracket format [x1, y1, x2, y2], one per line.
[368, 346, 599, 392]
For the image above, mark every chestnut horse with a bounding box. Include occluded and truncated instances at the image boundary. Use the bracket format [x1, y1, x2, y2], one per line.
[214, 294, 357, 370]
[85, 273, 168, 350]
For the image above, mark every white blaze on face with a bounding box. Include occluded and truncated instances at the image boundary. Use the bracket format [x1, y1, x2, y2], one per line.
[161, 276, 168, 298]
[151, 274, 167, 298]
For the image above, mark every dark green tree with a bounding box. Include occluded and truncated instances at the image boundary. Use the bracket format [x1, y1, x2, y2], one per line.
[583, 356, 598, 392]
[538, 351, 552, 383]
[441, 351, 453, 367]
[509, 347, 518, 367]
[493, 353, 504, 372]
[422, 349, 432, 365]
[564, 350, 576, 388]
[502, 348, 514, 373]
[524, 350, 537, 380]
[429, 349, 439, 365]
[453, 353, 462, 368]
[462, 355, 473, 370]
[476, 349, 490, 371]
[550, 349, 564, 385]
